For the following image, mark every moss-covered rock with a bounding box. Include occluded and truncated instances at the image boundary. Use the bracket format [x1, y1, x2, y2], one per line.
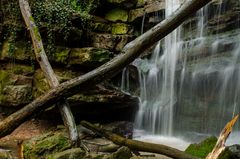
[0, 40, 33, 61]
[106, 146, 132, 159]
[90, 33, 133, 51]
[90, 22, 112, 33]
[105, 8, 128, 22]
[47, 148, 86, 159]
[0, 150, 13, 159]
[185, 136, 217, 158]
[111, 23, 130, 35]
[69, 47, 112, 68]
[52, 48, 71, 64]
[23, 131, 71, 159]
[185, 136, 235, 159]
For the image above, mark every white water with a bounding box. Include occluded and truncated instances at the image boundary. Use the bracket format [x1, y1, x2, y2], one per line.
[122, 0, 240, 146]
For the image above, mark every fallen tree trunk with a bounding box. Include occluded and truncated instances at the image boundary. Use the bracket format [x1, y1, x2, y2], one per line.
[19, 0, 78, 144]
[80, 120, 200, 159]
[0, 0, 212, 138]
[206, 114, 239, 159]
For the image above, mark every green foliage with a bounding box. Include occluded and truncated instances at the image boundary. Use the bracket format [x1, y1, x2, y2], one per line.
[2, 0, 99, 58]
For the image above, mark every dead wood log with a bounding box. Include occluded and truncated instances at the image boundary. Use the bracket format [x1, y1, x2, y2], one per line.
[18, 0, 78, 144]
[206, 114, 239, 159]
[0, 0, 212, 138]
[80, 120, 200, 159]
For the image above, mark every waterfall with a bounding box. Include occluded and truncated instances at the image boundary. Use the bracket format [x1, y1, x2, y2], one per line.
[122, 0, 240, 142]
[134, 0, 182, 135]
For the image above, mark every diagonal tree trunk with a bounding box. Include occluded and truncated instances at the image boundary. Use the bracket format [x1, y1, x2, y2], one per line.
[0, 0, 212, 138]
[18, 0, 78, 144]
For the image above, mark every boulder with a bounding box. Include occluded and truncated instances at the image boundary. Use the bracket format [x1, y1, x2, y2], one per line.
[185, 136, 218, 158]
[106, 0, 137, 9]
[105, 8, 128, 22]
[46, 148, 86, 159]
[128, 1, 165, 22]
[68, 47, 113, 68]
[0, 66, 33, 107]
[0, 149, 13, 159]
[111, 23, 131, 35]
[90, 33, 133, 51]
[23, 131, 72, 159]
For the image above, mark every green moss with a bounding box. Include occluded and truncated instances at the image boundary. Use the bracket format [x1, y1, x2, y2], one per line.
[105, 8, 128, 22]
[91, 22, 112, 33]
[91, 48, 111, 62]
[185, 136, 217, 158]
[0, 71, 9, 103]
[23, 132, 71, 159]
[53, 48, 71, 64]
[111, 23, 129, 34]
[33, 70, 50, 98]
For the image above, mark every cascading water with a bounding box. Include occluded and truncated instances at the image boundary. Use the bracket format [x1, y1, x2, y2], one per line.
[122, 0, 240, 145]
[134, 0, 182, 135]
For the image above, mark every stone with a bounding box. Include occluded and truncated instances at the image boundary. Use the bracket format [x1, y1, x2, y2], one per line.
[90, 33, 133, 51]
[106, 0, 137, 8]
[0, 149, 13, 159]
[1, 40, 33, 61]
[1, 85, 32, 106]
[111, 23, 130, 35]
[106, 146, 132, 159]
[90, 22, 112, 33]
[47, 148, 86, 159]
[103, 121, 133, 138]
[52, 47, 71, 64]
[23, 131, 71, 159]
[69, 47, 112, 68]
[128, 1, 165, 22]
[105, 8, 128, 22]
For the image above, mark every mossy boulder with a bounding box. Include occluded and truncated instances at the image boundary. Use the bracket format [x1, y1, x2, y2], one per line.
[90, 22, 112, 33]
[52, 48, 71, 64]
[0, 40, 33, 61]
[0, 66, 33, 106]
[69, 47, 112, 68]
[90, 33, 133, 51]
[47, 148, 86, 159]
[105, 8, 128, 22]
[111, 23, 130, 35]
[23, 131, 72, 159]
[106, 146, 132, 159]
[0, 150, 13, 159]
[185, 136, 235, 159]
[185, 136, 218, 158]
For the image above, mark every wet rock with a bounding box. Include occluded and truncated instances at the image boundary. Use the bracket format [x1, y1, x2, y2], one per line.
[47, 148, 86, 159]
[228, 145, 240, 159]
[105, 8, 128, 22]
